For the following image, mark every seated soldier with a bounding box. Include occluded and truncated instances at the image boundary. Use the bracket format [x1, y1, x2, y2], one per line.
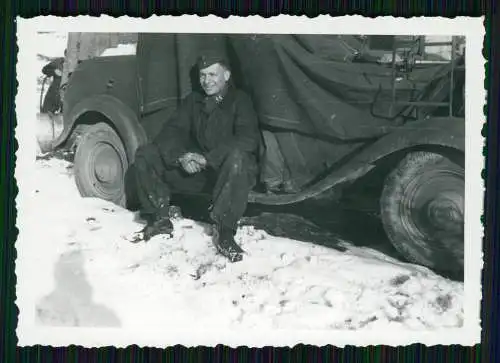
[127, 51, 261, 263]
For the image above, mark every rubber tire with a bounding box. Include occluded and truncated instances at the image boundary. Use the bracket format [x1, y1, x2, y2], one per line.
[74, 122, 128, 207]
[380, 151, 464, 274]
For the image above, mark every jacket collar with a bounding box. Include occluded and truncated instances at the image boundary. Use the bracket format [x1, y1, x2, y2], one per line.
[214, 83, 230, 104]
[218, 84, 236, 109]
[198, 83, 236, 112]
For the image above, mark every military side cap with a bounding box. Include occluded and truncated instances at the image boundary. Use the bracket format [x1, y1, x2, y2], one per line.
[197, 50, 230, 70]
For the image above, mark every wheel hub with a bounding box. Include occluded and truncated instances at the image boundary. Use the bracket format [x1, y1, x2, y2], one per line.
[92, 144, 122, 185]
[409, 171, 464, 240]
[95, 162, 118, 183]
[427, 193, 464, 233]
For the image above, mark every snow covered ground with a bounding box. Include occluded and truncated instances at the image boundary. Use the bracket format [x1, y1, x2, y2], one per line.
[16, 29, 472, 347]
[25, 157, 464, 332]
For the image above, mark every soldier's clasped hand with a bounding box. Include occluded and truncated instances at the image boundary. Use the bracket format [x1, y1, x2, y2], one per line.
[179, 152, 207, 174]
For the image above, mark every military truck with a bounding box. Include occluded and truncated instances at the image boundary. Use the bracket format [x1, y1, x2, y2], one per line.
[47, 33, 466, 274]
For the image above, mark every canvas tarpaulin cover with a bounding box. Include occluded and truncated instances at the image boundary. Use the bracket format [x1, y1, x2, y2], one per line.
[140, 34, 452, 188]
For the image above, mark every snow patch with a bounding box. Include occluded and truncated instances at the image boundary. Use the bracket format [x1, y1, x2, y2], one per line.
[19, 157, 465, 332]
[99, 44, 137, 57]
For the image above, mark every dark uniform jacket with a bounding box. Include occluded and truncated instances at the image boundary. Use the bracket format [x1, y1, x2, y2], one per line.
[41, 57, 65, 113]
[152, 86, 261, 170]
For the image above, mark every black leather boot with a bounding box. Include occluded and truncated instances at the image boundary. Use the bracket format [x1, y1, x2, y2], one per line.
[131, 214, 174, 243]
[137, 200, 179, 242]
[214, 226, 244, 262]
[142, 217, 174, 241]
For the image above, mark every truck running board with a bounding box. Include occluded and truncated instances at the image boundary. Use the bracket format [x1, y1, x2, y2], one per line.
[248, 163, 375, 206]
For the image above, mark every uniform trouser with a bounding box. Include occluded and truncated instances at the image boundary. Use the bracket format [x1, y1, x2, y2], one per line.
[260, 130, 290, 189]
[128, 144, 257, 231]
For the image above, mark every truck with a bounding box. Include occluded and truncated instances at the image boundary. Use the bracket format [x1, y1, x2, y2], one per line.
[44, 33, 466, 275]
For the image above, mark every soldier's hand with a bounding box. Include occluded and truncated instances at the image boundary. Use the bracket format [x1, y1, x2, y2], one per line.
[193, 161, 206, 173]
[179, 153, 203, 174]
[179, 154, 194, 173]
[190, 153, 207, 168]
[186, 161, 200, 174]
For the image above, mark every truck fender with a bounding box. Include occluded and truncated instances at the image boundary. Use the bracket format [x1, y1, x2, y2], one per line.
[249, 117, 465, 205]
[361, 117, 465, 161]
[52, 94, 148, 162]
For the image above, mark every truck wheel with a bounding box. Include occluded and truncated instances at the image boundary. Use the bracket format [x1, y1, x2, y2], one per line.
[380, 151, 464, 274]
[74, 122, 128, 206]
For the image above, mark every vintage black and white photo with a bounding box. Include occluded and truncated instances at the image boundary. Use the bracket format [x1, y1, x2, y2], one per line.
[15, 16, 483, 347]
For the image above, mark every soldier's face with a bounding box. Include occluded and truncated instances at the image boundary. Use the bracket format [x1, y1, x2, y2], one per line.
[199, 63, 231, 96]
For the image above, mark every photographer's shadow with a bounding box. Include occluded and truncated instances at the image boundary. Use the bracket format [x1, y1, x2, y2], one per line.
[36, 250, 121, 327]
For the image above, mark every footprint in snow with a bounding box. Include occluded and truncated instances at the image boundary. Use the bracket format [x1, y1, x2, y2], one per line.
[85, 216, 102, 231]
